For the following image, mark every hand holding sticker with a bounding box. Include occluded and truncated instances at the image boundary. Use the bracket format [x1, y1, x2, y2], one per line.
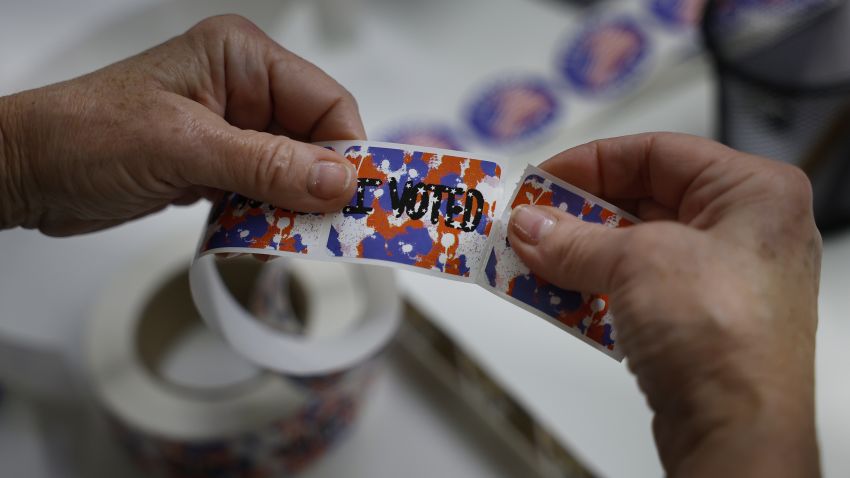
[506, 132, 822, 478]
[200, 140, 642, 359]
[479, 167, 637, 357]
[0, 15, 360, 236]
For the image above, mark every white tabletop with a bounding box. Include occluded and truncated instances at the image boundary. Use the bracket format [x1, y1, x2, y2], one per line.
[1, 1, 848, 477]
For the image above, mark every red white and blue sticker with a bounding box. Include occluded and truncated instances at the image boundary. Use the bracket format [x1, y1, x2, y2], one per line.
[200, 141, 634, 359]
[464, 76, 562, 146]
[326, 143, 503, 278]
[479, 165, 639, 358]
[202, 195, 324, 255]
[201, 141, 504, 281]
[557, 16, 652, 97]
[648, 0, 708, 29]
[109, 388, 364, 477]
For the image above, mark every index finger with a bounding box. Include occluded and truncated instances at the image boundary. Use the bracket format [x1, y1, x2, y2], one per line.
[266, 47, 366, 141]
[539, 132, 740, 212]
[187, 15, 366, 141]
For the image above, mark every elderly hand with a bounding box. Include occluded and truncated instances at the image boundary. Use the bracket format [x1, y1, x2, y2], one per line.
[0, 15, 362, 236]
[507, 133, 821, 477]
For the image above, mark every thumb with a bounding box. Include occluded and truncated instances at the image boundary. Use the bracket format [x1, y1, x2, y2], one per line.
[183, 126, 357, 212]
[507, 204, 632, 293]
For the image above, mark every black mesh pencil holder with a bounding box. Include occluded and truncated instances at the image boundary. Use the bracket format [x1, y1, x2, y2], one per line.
[702, 0, 850, 234]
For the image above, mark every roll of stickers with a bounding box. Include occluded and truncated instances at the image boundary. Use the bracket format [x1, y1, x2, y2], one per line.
[446, 0, 708, 153]
[376, 0, 715, 155]
[463, 74, 564, 151]
[192, 141, 639, 360]
[87, 233, 382, 477]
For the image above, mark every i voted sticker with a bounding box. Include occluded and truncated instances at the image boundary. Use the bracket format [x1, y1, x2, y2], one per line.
[464, 76, 562, 147]
[648, 0, 708, 29]
[329, 143, 502, 278]
[557, 16, 652, 97]
[197, 141, 641, 360]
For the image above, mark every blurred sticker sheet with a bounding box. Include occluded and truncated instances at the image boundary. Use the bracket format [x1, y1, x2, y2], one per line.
[200, 141, 638, 359]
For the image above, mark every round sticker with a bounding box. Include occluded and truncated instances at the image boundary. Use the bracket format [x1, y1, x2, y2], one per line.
[649, 0, 708, 28]
[464, 76, 561, 146]
[557, 17, 651, 96]
[380, 122, 465, 151]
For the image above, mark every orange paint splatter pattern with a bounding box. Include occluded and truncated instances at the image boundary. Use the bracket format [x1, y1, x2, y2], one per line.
[483, 170, 637, 355]
[326, 144, 502, 278]
[202, 193, 324, 254]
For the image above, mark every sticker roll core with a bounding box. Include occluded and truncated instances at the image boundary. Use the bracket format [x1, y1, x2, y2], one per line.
[88, 232, 378, 475]
[190, 255, 401, 376]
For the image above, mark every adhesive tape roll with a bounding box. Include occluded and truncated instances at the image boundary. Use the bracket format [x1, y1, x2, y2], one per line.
[190, 253, 401, 377]
[87, 233, 379, 476]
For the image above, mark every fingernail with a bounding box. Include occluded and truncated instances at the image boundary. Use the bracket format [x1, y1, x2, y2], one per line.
[511, 205, 556, 245]
[308, 161, 354, 199]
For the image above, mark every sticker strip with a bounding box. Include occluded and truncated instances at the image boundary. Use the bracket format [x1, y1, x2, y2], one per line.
[200, 141, 504, 282]
[196, 141, 639, 360]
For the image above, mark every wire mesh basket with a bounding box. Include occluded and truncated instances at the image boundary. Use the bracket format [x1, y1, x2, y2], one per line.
[702, 0, 850, 233]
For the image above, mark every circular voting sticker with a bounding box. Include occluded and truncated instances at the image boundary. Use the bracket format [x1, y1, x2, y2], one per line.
[464, 75, 562, 147]
[648, 0, 708, 29]
[557, 16, 652, 97]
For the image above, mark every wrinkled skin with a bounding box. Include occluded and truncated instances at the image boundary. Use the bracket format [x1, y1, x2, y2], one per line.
[0, 14, 363, 235]
[508, 133, 821, 477]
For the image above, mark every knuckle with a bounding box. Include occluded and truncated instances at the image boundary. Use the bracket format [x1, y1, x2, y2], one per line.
[774, 162, 813, 199]
[189, 14, 259, 41]
[251, 135, 295, 198]
[756, 161, 811, 205]
[340, 89, 359, 111]
[728, 158, 820, 253]
[768, 163, 818, 235]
